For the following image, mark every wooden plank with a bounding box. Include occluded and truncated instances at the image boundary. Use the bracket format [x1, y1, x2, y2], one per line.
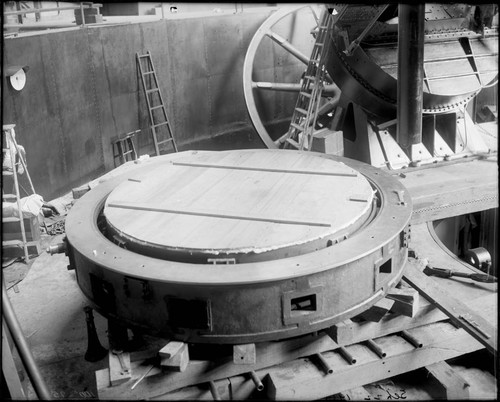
[399, 158, 498, 223]
[104, 150, 375, 254]
[107, 202, 332, 228]
[266, 322, 483, 400]
[425, 361, 470, 400]
[97, 333, 338, 399]
[403, 260, 496, 354]
[172, 161, 358, 177]
[328, 293, 495, 346]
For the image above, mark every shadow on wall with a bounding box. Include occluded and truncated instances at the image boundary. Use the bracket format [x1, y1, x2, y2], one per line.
[2, 9, 282, 200]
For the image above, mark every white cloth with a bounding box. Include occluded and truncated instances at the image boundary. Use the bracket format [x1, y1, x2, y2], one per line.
[3, 194, 44, 218]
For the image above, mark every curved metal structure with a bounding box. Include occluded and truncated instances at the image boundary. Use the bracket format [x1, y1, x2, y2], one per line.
[244, 4, 498, 148]
[243, 6, 341, 149]
[65, 150, 411, 344]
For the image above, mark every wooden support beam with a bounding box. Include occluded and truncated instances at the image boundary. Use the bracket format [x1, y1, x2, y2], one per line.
[403, 260, 496, 354]
[425, 361, 470, 400]
[96, 333, 338, 399]
[265, 322, 483, 400]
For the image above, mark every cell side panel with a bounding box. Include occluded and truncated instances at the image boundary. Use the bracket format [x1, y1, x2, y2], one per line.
[69, 231, 406, 344]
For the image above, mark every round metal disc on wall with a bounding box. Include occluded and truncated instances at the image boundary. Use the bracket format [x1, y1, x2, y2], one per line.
[66, 149, 412, 344]
[104, 151, 374, 263]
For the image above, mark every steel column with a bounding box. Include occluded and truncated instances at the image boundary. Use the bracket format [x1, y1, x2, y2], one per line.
[396, 4, 425, 155]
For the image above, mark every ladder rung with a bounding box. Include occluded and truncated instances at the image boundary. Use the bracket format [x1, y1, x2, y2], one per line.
[304, 75, 316, 81]
[150, 105, 163, 111]
[290, 122, 304, 132]
[152, 122, 169, 128]
[295, 107, 308, 115]
[138, 54, 150, 58]
[300, 92, 312, 98]
[314, 43, 324, 47]
[3, 216, 21, 223]
[158, 138, 174, 145]
[142, 71, 155, 75]
[286, 138, 300, 149]
[146, 88, 160, 93]
[2, 194, 17, 199]
[2, 239, 24, 247]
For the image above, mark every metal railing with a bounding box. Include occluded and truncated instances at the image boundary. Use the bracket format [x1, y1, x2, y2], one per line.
[3, 2, 102, 26]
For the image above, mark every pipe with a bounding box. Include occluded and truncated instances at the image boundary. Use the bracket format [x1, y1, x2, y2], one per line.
[338, 346, 357, 364]
[2, 281, 51, 399]
[396, 4, 425, 153]
[249, 370, 264, 391]
[315, 352, 334, 374]
[400, 330, 423, 348]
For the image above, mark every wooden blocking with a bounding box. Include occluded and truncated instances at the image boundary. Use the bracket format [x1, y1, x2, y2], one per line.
[72, 184, 91, 199]
[312, 129, 344, 155]
[357, 298, 395, 322]
[386, 288, 420, 317]
[108, 350, 132, 386]
[328, 319, 355, 344]
[426, 361, 470, 400]
[233, 343, 256, 365]
[159, 341, 189, 372]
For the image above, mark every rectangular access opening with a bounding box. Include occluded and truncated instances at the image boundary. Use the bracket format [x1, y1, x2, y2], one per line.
[379, 258, 392, 274]
[291, 294, 317, 312]
[165, 297, 212, 330]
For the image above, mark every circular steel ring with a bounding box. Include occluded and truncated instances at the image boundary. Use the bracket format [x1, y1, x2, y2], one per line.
[66, 150, 412, 343]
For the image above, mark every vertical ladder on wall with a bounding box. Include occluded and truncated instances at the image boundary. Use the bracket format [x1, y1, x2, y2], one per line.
[282, 7, 339, 151]
[2, 125, 35, 263]
[136, 51, 178, 156]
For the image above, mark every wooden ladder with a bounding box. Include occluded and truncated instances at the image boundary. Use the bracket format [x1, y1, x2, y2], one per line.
[136, 51, 178, 156]
[282, 8, 335, 151]
[2, 125, 36, 262]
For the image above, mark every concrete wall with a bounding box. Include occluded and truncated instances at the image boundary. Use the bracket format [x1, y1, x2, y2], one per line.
[3, 8, 308, 200]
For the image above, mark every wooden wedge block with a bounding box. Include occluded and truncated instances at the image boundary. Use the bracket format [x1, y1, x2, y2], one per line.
[357, 298, 394, 322]
[108, 351, 131, 386]
[159, 341, 185, 359]
[233, 343, 256, 365]
[160, 342, 189, 372]
[387, 288, 420, 317]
